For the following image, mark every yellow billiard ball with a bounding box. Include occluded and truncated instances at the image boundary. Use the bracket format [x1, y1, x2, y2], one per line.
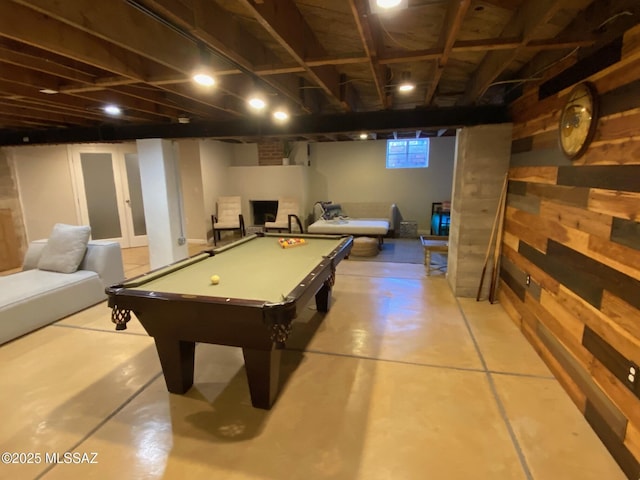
[210, 274, 220, 285]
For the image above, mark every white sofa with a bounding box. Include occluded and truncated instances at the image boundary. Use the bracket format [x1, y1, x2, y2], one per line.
[0, 240, 125, 345]
[308, 202, 399, 242]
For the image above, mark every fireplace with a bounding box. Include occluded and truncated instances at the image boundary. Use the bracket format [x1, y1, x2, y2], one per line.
[250, 200, 278, 225]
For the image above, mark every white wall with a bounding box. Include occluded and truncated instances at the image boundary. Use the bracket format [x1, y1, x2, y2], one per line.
[232, 143, 259, 166]
[9, 145, 79, 241]
[199, 139, 232, 239]
[6, 136, 456, 246]
[177, 139, 206, 242]
[308, 137, 455, 231]
[226, 165, 310, 225]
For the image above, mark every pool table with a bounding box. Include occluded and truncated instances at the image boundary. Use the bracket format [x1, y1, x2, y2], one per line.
[107, 233, 353, 409]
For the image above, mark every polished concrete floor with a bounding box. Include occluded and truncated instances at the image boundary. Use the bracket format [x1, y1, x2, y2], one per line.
[0, 245, 626, 480]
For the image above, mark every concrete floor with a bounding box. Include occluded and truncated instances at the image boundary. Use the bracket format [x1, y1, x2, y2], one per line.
[0, 245, 626, 479]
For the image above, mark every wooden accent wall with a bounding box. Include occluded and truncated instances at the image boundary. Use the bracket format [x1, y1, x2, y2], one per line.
[448, 124, 512, 297]
[0, 149, 26, 268]
[0, 209, 21, 270]
[501, 24, 640, 479]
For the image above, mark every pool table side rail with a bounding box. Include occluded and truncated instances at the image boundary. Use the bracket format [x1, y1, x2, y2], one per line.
[107, 235, 353, 335]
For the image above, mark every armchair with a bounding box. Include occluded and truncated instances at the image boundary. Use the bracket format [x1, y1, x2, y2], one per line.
[264, 197, 304, 233]
[211, 196, 245, 245]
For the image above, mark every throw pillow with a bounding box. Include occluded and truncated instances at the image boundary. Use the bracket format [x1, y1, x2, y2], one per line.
[322, 203, 344, 220]
[37, 223, 91, 274]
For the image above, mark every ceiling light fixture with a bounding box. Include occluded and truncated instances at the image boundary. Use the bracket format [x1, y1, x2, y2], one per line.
[177, 115, 190, 124]
[377, 0, 402, 8]
[248, 96, 267, 110]
[193, 73, 215, 87]
[103, 104, 122, 116]
[398, 72, 415, 93]
[359, 133, 368, 140]
[370, 0, 407, 13]
[39, 88, 58, 95]
[273, 110, 289, 121]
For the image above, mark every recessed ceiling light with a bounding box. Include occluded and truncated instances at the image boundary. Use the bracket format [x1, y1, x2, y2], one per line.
[370, 0, 407, 13]
[359, 133, 368, 140]
[39, 88, 58, 95]
[377, 0, 402, 8]
[177, 115, 190, 124]
[248, 97, 266, 110]
[273, 110, 289, 121]
[398, 82, 415, 92]
[193, 73, 215, 86]
[103, 104, 122, 116]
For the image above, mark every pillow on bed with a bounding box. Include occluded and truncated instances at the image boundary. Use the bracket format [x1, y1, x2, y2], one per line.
[322, 203, 344, 220]
[37, 223, 91, 274]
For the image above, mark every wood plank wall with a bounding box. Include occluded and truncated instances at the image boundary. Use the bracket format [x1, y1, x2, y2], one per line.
[0, 149, 26, 266]
[501, 24, 640, 479]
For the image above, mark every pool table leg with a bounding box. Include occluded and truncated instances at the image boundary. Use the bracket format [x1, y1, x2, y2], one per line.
[315, 282, 332, 312]
[154, 338, 195, 394]
[242, 347, 281, 409]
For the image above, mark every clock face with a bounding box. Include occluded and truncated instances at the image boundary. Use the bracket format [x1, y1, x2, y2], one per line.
[559, 82, 598, 160]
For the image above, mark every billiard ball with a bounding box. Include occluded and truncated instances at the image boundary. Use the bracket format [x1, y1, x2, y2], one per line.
[210, 275, 220, 285]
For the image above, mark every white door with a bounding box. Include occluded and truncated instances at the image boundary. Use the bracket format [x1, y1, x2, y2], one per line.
[70, 143, 148, 248]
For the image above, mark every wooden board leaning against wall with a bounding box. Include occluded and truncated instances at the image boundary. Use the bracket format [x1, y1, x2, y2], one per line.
[500, 23, 640, 480]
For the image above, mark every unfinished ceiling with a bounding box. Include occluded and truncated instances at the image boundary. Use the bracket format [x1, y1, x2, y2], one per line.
[0, 0, 638, 145]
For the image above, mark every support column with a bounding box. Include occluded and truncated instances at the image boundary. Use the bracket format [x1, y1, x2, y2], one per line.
[136, 139, 188, 269]
[447, 124, 512, 298]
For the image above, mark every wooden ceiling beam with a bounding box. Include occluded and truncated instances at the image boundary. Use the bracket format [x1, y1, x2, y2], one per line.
[0, 62, 69, 93]
[112, 85, 223, 120]
[1, 2, 164, 81]
[0, 46, 97, 84]
[10, 0, 220, 75]
[65, 90, 181, 121]
[237, 0, 348, 111]
[425, 0, 471, 105]
[349, 0, 389, 109]
[0, 89, 107, 119]
[0, 114, 52, 128]
[142, 0, 313, 113]
[0, 105, 509, 146]
[0, 102, 102, 125]
[0, 96, 163, 124]
[515, 0, 640, 82]
[460, 0, 565, 104]
[2, 3, 247, 119]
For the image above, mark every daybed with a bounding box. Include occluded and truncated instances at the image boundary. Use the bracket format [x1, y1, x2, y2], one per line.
[0, 225, 125, 345]
[308, 202, 398, 246]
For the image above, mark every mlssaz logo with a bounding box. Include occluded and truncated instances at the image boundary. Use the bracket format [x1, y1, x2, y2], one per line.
[45, 452, 99, 464]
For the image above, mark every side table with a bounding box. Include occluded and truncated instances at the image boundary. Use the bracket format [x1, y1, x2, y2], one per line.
[420, 235, 449, 275]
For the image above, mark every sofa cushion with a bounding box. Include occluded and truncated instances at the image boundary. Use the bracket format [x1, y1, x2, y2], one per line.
[0, 269, 100, 308]
[38, 224, 91, 274]
[0, 269, 106, 345]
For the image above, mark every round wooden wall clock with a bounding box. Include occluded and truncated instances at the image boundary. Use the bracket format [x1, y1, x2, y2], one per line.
[558, 82, 599, 160]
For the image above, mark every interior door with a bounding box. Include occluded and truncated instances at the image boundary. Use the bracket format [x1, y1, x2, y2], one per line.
[70, 144, 147, 248]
